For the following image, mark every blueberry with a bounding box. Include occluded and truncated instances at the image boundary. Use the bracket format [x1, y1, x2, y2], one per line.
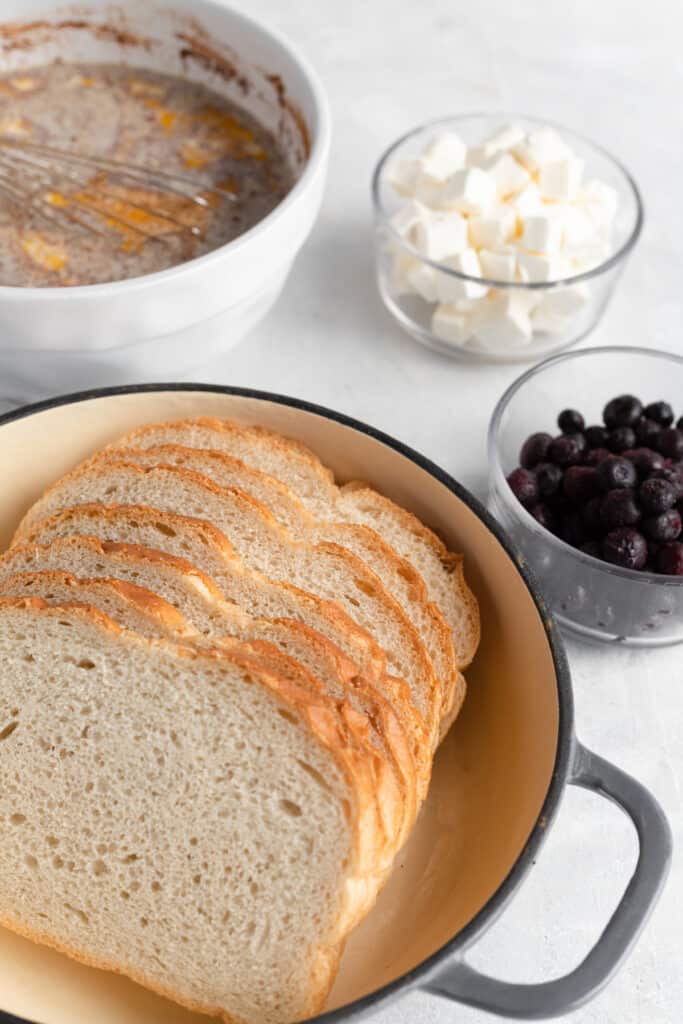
[535, 462, 563, 498]
[585, 447, 612, 466]
[563, 465, 598, 504]
[581, 496, 605, 538]
[601, 489, 641, 529]
[639, 477, 677, 514]
[558, 408, 585, 433]
[548, 434, 584, 467]
[520, 432, 553, 469]
[579, 540, 602, 559]
[528, 502, 555, 531]
[677, 416, 683, 431]
[643, 509, 682, 542]
[634, 417, 662, 447]
[607, 426, 636, 453]
[602, 527, 648, 570]
[595, 455, 638, 492]
[558, 510, 586, 547]
[584, 425, 609, 449]
[621, 447, 665, 478]
[643, 401, 674, 426]
[507, 467, 539, 506]
[653, 463, 683, 500]
[603, 394, 643, 428]
[658, 428, 683, 460]
[657, 541, 683, 575]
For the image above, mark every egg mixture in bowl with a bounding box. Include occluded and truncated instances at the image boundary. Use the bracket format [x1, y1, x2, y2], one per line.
[0, 61, 294, 286]
[0, 2, 330, 397]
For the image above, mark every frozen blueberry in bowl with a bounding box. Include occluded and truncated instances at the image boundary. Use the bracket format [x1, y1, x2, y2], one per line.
[607, 426, 636, 453]
[488, 346, 683, 646]
[558, 409, 585, 433]
[603, 394, 643, 428]
[595, 455, 637, 492]
[640, 477, 677, 514]
[602, 527, 648, 569]
[644, 400, 674, 426]
[658, 428, 683, 460]
[600, 489, 641, 529]
[519, 432, 552, 469]
[634, 417, 663, 447]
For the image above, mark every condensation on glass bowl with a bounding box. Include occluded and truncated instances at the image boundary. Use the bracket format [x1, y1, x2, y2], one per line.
[488, 346, 683, 646]
[372, 114, 643, 364]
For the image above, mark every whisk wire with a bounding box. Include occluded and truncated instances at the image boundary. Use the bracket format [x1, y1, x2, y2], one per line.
[0, 136, 237, 243]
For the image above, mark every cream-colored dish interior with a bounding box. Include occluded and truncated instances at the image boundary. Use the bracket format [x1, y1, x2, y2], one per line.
[0, 390, 561, 1024]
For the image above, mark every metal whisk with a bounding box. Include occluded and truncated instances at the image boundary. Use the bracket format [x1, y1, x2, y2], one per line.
[0, 136, 236, 244]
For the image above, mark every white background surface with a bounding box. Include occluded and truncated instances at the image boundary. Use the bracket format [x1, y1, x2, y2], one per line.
[3, 1, 681, 1021]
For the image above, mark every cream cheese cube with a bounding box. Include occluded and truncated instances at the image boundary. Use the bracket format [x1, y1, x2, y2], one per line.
[558, 204, 596, 248]
[441, 167, 496, 215]
[387, 243, 420, 297]
[568, 240, 610, 271]
[512, 182, 545, 218]
[521, 213, 564, 254]
[431, 303, 473, 346]
[578, 179, 619, 237]
[538, 283, 590, 318]
[468, 205, 517, 249]
[389, 199, 429, 240]
[413, 208, 468, 260]
[539, 157, 584, 200]
[479, 248, 517, 282]
[405, 261, 439, 302]
[387, 157, 421, 196]
[467, 123, 526, 165]
[421, 132, 467, 181]
[435, 248, 489, 301]
[517, 249, 566, 282]
[512, 128, 572, 172]
[484, 152, 530, 200]
[471, 292, 533, 349]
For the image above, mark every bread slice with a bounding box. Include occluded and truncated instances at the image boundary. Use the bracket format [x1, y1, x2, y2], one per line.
[0, 569, 199, 641]
[0, 555, 420, 820]
[19, 503, 387, 686]
[0, 599, 401, 1024]
[14, 461, 441, 748]
[105, 417, 480, 671]
[20, 504, 433, 766]
[91, 444, 457, 727]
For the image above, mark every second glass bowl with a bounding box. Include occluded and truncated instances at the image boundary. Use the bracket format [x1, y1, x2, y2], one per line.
[372, 114, 643, 363]
[488, 346, 683, 646]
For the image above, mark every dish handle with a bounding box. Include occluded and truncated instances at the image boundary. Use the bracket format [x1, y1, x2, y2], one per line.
[421, 741, 672, 1019]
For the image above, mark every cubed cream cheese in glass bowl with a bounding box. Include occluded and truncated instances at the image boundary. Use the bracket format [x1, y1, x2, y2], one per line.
[372, 115, 642, 362]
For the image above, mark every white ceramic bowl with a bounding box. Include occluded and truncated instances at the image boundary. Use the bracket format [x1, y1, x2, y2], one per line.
[0, 0, 331, 402]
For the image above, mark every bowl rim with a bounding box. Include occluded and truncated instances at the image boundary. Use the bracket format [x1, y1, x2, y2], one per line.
[488, 343, 683, 585]
[0, 382, 574, 1024]
[371, 112, 644, 290]
[0, 0, 332, 301]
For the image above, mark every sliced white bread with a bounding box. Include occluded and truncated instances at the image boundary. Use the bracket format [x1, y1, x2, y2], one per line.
[20, 504, 435, 762]
[105, 417, 480, 671]
[91, 443, 457, 726]
[19, 503, 387, 687]
[14, 461, 441, 748]
[0, 569, 198, 641]
[0, 559, 419, 824]
[0, 598, 401, 1024]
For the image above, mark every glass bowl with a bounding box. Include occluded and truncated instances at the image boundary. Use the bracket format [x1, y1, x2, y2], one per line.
[488, 346, 683, 646]
[371, 114, 643, 363]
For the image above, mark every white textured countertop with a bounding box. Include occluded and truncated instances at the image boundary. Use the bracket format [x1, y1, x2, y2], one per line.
[207, 2, 682, 1020]
[4, 1, 681, 1020]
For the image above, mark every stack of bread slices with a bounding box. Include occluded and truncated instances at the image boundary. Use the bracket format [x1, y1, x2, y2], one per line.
[0, 417, 479, 1024]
